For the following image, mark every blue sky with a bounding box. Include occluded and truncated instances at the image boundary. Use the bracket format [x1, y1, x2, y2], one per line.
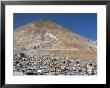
[14, 13, 97, 41]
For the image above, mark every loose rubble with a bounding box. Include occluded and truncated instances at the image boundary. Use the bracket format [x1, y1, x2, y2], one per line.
[13, 53, 97, 76]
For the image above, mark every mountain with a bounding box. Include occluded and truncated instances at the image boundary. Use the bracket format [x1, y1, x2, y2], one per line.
[14, 19, 97, 60]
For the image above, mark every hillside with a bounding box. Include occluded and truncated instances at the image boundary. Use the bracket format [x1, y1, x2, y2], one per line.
[14, 19, 96, 60]
[13, 19, 97, 76]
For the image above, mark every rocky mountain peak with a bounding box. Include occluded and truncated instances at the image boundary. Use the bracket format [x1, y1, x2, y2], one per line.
[14, 19, 97, 60]
[13, 19, 97, 76]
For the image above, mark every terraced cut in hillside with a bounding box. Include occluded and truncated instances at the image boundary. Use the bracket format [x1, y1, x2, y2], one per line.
[13, 19, 97, 76]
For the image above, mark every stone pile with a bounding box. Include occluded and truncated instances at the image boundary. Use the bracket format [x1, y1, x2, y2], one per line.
[13, 53, 97, 76]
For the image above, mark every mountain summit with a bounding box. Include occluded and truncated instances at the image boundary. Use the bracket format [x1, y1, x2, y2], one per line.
[14, 19, 96, 60]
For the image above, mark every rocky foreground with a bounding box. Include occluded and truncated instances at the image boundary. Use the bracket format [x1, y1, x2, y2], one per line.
[13, 52, 97, 76]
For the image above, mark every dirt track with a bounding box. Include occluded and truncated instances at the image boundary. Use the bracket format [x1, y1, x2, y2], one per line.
[41, 49, 97, 61]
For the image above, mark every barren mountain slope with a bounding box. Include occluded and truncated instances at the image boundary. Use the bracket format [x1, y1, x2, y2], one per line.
[14, 19, 97, 60]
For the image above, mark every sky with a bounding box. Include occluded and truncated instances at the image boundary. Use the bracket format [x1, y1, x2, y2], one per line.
[14, 13, 97, 41]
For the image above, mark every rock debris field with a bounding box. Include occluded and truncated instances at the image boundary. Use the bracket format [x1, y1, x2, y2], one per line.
[13, 52, 97, 76]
